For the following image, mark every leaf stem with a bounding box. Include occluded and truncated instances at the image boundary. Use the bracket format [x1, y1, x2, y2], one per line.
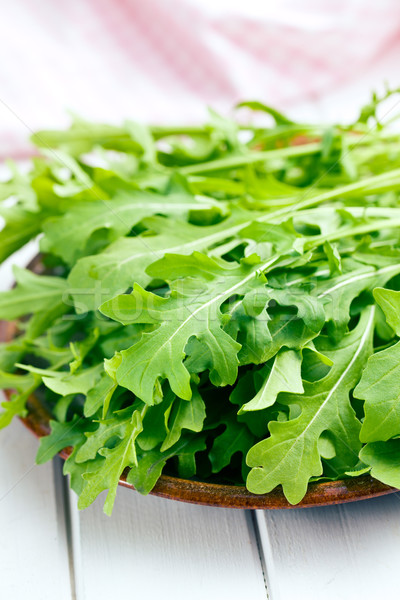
[307, 217, 400, 248]
[180, 142, 322, 174]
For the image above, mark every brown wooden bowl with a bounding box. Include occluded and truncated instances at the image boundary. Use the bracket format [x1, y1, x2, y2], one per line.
[1, 260, 398, 509]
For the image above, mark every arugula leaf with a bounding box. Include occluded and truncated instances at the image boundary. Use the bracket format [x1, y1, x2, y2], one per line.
[69, 328, 100, 373]
[84, 370, 117, 418]
[224, 299, 272, 365]
[238, 349, 304, 413]
[265, 286, 325, 333]
[360, 440, 400, 488]
[40, 191, 223, 264]
[0, 340, 28, 371]
[0, 207, 42, 262]
[29, 364, 103, 397]
[36, 417, 91, 464]
[78, 407, 145, 515]
[161, 387, 206, 451]
[63, 445, 105, 496]
[100, 252, 280, 403]
[315, 261, 400, 336]
[209, 414, 255, 473]
[4, 96, 400, 513]
[246, 307, 375, 503]
[126, 434, 207, 494]
[236, 101, 295, 125]
[0, 371, 40, 428]
[355, 340, 400, 442]
[373, 287, 400, 335]
[68, 212, 249, 312]
[0, 267, 69, 338]
[75, 406, 139, 463]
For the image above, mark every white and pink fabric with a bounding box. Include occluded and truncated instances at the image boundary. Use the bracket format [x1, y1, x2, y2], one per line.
[0, 0, 399, 158]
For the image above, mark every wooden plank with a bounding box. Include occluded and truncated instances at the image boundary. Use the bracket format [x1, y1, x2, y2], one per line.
[0, 244, 72, 599]
[256, 494, 400, 600]
[0, 418, 72, 600]
[69, 486, 268, 600]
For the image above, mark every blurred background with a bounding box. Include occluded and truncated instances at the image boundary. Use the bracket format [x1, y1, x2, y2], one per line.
[0, 0, 399, 157]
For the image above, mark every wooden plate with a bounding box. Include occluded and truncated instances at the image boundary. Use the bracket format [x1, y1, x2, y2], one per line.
[0, 275, 397, 509]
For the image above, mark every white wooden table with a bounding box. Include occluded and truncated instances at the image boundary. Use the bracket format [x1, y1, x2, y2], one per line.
[2, 244, 400, 600]
[2, 419, 400, 600]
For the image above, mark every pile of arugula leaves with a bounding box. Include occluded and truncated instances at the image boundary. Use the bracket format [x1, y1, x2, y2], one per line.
[1, 91, 400, 514]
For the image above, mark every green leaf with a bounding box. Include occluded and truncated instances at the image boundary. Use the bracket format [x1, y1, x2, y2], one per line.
[4, 100, 400, 510]
[315, 261, 400, 335]
[40, 190, 222, 264]
[78, 407, 145, 515]
[68, 212, 247, 312]
[355, 340, 400, 442]
[83, 370, 117, 418]
[0, 371, 40, 428]
[101, 354, 122, 418]
[125, 449, 166, 495]
[31, 119, 138, 154]
[125, 120, 157, 165]
[0, 161, 38, 210]
[161, 387, 206, 451]
[0, 207, 42, 262]
[239, 349, 304, 413]
[52, 395, 76, 422]
[100, 252, 279, 403]
[75, 406, 138, 463]
[69, 328, 99, 374]
[44, 364, 103, 397]
[360, 440, 400, 488]
[0, 340, 27, 371]
[137, 392, 174, 451]
[323, 241, 342, 276]
[236, 101, 295, 125]
[127, 434, 207, 494]
[246, 307, 375, 503]
[209, 415, 255, 473]
[36, 417, 90, 464]
[226, 300, 272, 365]
[0, 394, 28, 428]
[373, 287, 400, 336]
[266, 286, 325, 333]
[0, 267, 69, 333]
[18, 363, 103, 397]
[258, 307, 320, 363]
[63, 445, 104, 496]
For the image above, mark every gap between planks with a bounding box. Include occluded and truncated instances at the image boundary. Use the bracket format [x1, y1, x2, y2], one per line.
[256, 494, 400, 600]
[64, 479, 269, 600]
[53, 457, 82, 600]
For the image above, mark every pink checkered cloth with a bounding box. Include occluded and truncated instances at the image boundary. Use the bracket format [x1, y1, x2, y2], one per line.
[0, 0, 399, 158]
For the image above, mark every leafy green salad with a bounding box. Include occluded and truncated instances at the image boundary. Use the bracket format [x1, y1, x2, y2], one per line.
[1, 91, 400, 514]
